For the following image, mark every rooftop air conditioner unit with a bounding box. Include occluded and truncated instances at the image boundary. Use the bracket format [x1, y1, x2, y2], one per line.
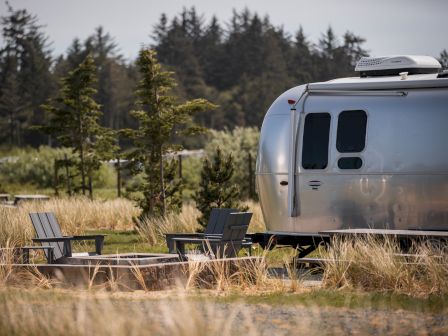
[355, 55, 441, 77]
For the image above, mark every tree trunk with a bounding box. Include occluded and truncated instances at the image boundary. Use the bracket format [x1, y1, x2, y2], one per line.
[64, 154, 72, 196]
[78, 108, 86, 195]
[159, 146, 166, 216]
[79, 145, 86, 195]
[88, 174, 93, 200]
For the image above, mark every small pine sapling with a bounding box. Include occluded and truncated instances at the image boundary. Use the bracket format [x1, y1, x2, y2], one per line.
[194, 147, 247, 229]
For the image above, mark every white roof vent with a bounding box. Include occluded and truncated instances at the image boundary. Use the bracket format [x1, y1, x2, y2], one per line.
[355, 55, 441, 77]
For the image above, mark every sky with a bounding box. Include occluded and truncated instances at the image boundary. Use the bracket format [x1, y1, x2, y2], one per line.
[0, 0, 447, 61]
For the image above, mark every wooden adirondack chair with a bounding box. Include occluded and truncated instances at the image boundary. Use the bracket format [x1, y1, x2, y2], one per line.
[171, 212, 252, 259]
[23, 212, 105, 264]
[165, 208, 238, 253]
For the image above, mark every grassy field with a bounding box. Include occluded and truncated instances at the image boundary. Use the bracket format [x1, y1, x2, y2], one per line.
[1, 197, 448, 334]
[0, 288, 446, 335]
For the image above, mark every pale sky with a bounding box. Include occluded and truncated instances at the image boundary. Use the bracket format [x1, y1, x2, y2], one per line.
[1, 0, 447, 60]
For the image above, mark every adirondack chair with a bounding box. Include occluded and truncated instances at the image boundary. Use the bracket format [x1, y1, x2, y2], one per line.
[23, 212, 105, 264]
[171, 212, 252, 259]
[165, 208, 238, 253]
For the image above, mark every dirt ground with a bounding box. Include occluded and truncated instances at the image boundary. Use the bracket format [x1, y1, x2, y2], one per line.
[132, 299, 448, 336]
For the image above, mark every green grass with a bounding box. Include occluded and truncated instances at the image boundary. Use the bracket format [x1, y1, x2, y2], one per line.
[84, 229, 297, 259]
[81, 230, 301, 261]
[86, 229, 168, 254]
[28, 229, 167, 263]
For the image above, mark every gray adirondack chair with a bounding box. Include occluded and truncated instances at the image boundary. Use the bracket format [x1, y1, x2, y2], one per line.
[24, 212, 105, 264]
[165, 208, 238, 253]
[171, 212, 252, 259]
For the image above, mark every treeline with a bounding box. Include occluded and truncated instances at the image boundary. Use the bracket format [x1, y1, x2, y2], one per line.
[0, 5, 447, 148]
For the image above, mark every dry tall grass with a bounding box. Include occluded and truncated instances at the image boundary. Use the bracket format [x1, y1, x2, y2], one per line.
[183, 239, 301, 294]
[135, 204, 200, 245]
[0, 241, 55, 289]
[0, 288, 249, 336]
[322, 235, 448, 297]
[0, 197, 266, 248]
[0, 197, 140, 245]
[136, 201, 267, 246]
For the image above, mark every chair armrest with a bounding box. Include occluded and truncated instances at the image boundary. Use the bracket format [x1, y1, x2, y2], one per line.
[72, 235, 105, 255]
[32, 237, 74, 243]
[21, 246, 55, 250]
[171, 237, 221, 243]
[72, 234, 106, 240]
[32, 237, 73, 259]
[165, 233, 205, 253]
[165, 233, 204, 238]
[21, 246, 55, 264]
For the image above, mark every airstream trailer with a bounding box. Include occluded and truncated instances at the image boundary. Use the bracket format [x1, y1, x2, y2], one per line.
[255, 55, 448, 247]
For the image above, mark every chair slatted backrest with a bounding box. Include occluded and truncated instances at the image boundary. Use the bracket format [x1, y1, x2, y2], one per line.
[29, 212, 64, 261]
[213, 212, 251, 257]
[222, 212, 252, 242]
[204, 208, 238, 235]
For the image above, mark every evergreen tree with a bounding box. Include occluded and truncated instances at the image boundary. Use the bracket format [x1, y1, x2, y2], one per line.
[149, 9, 370, 130]
[54, 27, 135, 132]
[0, 57, 27, 145]
[0, 4, 54, 146]
[439, 49, 448, 69]
[291, 26, 314, 84]
[40, 55, 116, 198]
[193, 147, 244, 229]
[125, 49, 216, 218]
[153, 8, 207, 99]
[342, 31, 368, 67]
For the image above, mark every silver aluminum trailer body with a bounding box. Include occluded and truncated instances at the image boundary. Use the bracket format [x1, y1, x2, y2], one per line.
[256, 72, 448, 235]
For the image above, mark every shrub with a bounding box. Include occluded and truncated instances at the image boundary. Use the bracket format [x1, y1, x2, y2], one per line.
[0, 146, 116, 193]
[193, 147, 246, 229]
[204, 127, 259, 200]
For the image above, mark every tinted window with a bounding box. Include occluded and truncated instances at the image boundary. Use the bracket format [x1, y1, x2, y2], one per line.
[302, 113, 331, 169]
[338, 157, 363, 169]
[336, 110, 367, 153]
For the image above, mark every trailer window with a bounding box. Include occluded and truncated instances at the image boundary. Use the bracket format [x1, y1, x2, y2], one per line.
[302, 113, 331, 170]
[336, 110, 367, 153]
[338, 157, 363, 169]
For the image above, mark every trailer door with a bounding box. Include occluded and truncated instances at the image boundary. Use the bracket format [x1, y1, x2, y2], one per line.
[297, 107, 368, 232]
[294, 110, 335, 231]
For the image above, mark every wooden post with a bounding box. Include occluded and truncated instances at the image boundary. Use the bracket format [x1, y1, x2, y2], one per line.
[53, 159, 59, 196]
[248, 152, 253, 199]
[64, 154, 72, 196]
[88, 175, 93, 200]
[116, 157, 122, 198]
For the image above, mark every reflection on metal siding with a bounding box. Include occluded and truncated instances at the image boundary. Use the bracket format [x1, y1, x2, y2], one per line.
[257, 86, 448, 233]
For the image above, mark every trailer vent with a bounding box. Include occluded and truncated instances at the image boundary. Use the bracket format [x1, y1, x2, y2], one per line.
[355, 55, 441, 77]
